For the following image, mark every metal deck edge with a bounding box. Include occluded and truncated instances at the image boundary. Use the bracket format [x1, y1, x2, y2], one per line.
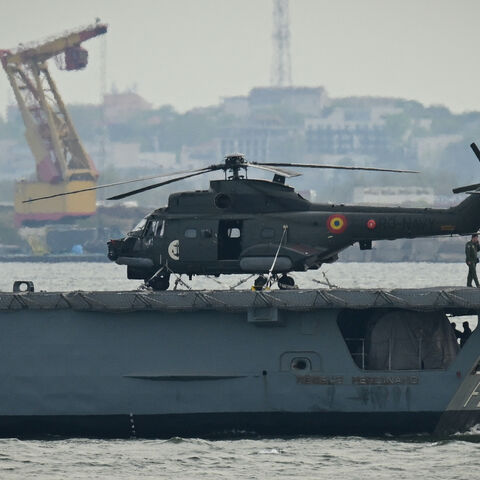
[0, 287, 480, 312]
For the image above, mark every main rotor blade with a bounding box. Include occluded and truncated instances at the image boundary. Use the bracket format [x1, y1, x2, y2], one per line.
[22, 167, 213, 203]
[256, 162, 419, 174]
[107, 170, 211, 200]
[471, 143, 480, 162]
[452, 182, 480, 194]
[246, 162, 301, 178]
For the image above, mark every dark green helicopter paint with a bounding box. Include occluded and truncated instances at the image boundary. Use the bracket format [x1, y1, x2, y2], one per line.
[106, 177, 480, 288]
[106, 147, 480, 291]
[23, 145, 480, 291]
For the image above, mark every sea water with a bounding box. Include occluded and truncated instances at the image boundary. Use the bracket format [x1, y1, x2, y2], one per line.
[0, 262, 478, 479]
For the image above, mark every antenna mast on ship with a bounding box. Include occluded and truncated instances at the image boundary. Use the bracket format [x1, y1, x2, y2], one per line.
[271, 0, 292, 87]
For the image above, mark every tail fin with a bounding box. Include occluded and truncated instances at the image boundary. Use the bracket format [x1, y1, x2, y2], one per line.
[453, 143, 480, 194]
[452, 143, 480, 232]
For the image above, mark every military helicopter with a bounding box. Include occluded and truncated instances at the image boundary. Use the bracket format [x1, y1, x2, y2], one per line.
[25, 145, 480, 290]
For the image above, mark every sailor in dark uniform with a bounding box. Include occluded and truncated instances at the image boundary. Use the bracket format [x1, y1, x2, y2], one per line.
[465, 234, 480, 287]
[451, 322, 462, 344]
[460, 321, 472, 347]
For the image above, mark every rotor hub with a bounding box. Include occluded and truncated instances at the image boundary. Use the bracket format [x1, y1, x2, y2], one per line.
[224, 153, 246, 179]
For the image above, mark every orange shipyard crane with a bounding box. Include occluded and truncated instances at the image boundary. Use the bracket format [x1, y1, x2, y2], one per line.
[0, 22, 107, 227]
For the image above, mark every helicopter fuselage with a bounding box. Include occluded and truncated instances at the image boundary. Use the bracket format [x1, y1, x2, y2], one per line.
[107, 178, 480, 284]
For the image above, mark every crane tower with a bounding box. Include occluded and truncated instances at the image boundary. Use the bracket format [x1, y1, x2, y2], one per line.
[0, 22, 107, 226]
[271, 0, 292, 86]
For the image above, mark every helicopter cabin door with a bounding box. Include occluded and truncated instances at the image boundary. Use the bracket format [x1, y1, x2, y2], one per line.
[178, 220, 218, 262]
[218, 219, 243, 260]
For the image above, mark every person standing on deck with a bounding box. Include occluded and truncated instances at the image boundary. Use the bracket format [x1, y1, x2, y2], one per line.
[451, 322, 462, 344]
[465, 234, 480, 287]
[460, 321, 472, 347]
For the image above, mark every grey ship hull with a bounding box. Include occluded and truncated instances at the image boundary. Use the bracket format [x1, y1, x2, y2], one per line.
[0, 288, 479, 438]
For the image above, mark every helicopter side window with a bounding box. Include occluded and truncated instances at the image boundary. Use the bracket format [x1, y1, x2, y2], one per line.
[261, 228, 275, 239]
[185, 228, 197, 239]
[144, 220, 158, 239]
[228, 228, 241, 238]
[156, 220, 165, 237]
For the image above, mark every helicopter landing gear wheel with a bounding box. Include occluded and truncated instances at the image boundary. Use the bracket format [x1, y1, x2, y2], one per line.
[253, 275, 267, 291]
[278, 274, 295, 290]
[147, 273, 170, 291]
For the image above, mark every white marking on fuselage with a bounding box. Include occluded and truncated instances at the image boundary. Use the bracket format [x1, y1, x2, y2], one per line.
[168, 240, 180, 260]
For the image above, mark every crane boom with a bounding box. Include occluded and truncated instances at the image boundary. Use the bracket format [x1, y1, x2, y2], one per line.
[0, 22, 107, 226]
[1, 23, 107, 66]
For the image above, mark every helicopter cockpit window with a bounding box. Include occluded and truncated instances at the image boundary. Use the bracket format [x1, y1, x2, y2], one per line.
[156, 220, 165, 237]
[261, 228, 275, 239]
[228, 227, 241, 238]
[132, 218, 147, 233]
[184, 228, 197, 239]
[144, 220, 158, 238]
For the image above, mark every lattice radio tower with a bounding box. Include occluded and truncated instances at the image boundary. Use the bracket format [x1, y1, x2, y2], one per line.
[271, 0, 292, 87]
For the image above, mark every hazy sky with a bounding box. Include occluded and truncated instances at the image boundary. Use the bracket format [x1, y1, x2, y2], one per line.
[1, 0, 480, 117]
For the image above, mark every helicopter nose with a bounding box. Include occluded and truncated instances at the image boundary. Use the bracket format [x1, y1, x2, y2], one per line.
[107, 239, 122, 261]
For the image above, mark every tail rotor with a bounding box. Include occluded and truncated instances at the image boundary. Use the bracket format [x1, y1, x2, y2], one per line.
[452, 143, 480, 194]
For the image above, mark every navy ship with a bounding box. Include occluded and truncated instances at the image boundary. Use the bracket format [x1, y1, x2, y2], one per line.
[0, 286, 478, 438]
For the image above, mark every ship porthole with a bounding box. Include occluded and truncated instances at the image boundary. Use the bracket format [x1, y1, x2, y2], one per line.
[291, 358, 311, 371]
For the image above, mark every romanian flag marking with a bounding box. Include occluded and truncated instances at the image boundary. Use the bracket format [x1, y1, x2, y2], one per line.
[327, 214, 348, 234]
